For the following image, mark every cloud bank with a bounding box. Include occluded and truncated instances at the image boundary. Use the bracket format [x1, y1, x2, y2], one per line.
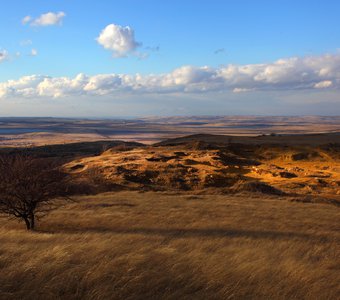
[96, 24, 141, 57]
[0, 53, 339, 99]
[22, 12, 66, 26]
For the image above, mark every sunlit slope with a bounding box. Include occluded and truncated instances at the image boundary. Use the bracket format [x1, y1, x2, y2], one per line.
[64, 134, 340, 202]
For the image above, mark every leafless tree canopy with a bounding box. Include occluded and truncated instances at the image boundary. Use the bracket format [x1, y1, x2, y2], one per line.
[0, 154, 70, 230]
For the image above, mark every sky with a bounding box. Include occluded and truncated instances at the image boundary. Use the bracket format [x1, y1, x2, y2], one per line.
[0, 0, 339, 117]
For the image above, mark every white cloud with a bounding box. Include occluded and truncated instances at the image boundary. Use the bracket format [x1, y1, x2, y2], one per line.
[96, 24, 141, 57]
[22, 16, 32, 25]
[23, 12, 66, 27]
[30, 49, 38, 56]
[233, 88, 253, 93]
[0, 53, 339, 99]
[0, 49, 9, 63]
[314, 80, 333, 89]
[0, 75, 48, 98]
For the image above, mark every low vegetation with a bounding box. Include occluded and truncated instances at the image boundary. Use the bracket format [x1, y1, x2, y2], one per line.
[0, 191, 339, 299]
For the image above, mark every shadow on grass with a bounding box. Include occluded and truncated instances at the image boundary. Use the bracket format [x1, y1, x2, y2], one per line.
[38, 226, 335, 242]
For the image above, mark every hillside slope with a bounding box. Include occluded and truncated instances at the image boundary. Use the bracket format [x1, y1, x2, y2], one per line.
[64, 134, 340, 203]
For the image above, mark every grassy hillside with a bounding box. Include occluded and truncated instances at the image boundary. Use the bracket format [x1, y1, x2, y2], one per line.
[0, 191, 339, 299]
[63, 137, 340, 201]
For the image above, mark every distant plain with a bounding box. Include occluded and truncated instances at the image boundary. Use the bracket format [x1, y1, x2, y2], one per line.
[1, 116, 340, 147]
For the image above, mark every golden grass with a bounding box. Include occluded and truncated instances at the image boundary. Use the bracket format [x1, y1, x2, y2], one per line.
[63, 140, 340, 199]
[0, 191, 339, 299]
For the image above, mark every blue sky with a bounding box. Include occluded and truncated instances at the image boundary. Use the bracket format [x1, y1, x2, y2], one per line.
[0, 0, 339, 117]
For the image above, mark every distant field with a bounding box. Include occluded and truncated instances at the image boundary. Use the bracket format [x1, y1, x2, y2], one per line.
[1, 116, 340, 146]
[0, 191, 339, 299]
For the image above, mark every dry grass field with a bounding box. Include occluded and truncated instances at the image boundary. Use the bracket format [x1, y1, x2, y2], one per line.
[0, 131, 339, 299]
[0, 191, 339, 299]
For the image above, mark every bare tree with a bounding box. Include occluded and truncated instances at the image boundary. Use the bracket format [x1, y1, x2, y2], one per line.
[0, 154, 70, 230]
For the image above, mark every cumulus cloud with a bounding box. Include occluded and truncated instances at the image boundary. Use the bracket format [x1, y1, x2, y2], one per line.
[0, 53, 339, 99]
[0, 49, 9, 63]
[96, 24, 141, 57]
[22, 12, 66, 27]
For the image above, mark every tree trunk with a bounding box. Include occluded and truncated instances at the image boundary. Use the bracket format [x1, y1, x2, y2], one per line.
[29, 214, 35, 230]
[24, 217, 31, 230]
